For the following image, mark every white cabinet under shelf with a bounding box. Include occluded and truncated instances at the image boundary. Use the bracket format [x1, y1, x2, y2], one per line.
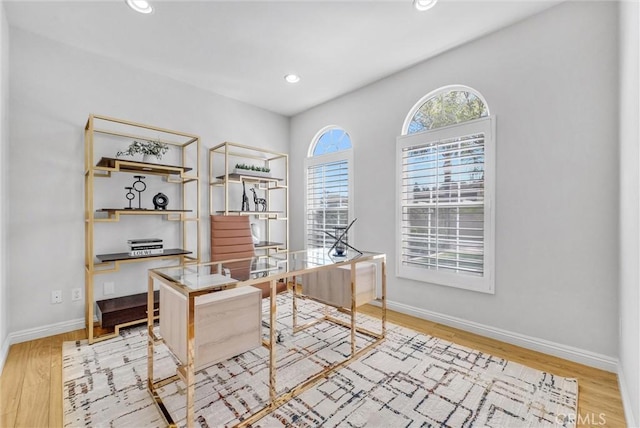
[209, 142, 288, 254]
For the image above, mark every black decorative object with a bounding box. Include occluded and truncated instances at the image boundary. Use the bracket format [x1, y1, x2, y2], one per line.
[153, 193, 169, 210]
[124, 187, 135, 209]
[250, 188, 267, 212]
[131, 175, 146, 209]
[325, 218, 361, 257]
[333, 226, 348, 256]
[241, 182, 250, 212]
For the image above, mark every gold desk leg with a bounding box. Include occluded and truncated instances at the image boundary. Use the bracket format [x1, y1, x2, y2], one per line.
[381, 256, 387, 337]
[350, 261, 356, 357]
[147, 275, 155, 392]
[292, 275, 298, 331]
[186, 293, 196, 428]
[147, 275, 177, 427]
[269, 279, 277, 404]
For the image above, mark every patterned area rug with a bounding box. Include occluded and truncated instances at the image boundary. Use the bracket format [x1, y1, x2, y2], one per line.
[63, 295, 578, 427]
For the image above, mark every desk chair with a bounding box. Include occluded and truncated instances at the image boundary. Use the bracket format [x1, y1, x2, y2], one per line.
[210, 215, 287, 341]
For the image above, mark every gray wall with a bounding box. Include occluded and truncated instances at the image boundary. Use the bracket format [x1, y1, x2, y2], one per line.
[290, 1, 619, 360]
[619, 0, 639, 424]
[0, 1, 9, 372]
[7, 27, 288, 334]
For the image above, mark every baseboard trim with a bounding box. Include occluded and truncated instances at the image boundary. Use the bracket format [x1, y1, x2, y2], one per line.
[1, 319, 84, 376]
[618, 366, 639, 428]
[7, 318, 85, 347]
[0, 333, 10, 376]
[385, 300, 618, 373]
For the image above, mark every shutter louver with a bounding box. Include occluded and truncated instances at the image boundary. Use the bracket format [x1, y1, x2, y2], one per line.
[400, 132, 485, 277]
[306, 160, 350, 248]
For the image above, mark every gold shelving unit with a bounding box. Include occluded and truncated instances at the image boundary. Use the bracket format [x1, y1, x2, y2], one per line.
[85, 114, 201, 344]
[209, 141, 288, 254]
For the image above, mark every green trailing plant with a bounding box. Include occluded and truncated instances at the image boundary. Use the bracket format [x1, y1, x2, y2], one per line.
[117, 140, 170, 160]
[234, 163, 270, 173]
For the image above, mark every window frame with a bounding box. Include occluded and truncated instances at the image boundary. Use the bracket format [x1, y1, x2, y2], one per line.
[396, 116, 496, 294]
[304, 127, 354, 249]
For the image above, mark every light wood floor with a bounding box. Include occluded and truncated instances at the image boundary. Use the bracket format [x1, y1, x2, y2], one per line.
[0, 307, 627, 427]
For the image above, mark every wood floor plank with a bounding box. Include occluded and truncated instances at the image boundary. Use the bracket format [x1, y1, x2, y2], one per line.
[22, 337, 52, 388]
[0, 410, 17, 428]
[0, 341, 30, 422]
[14, 381, 50, 428]
[50, 334, 63, 428]
[15, 338, 53, 428]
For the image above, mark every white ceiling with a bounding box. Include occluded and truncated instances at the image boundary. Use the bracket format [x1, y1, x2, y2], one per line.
[4, 0, 561, 116]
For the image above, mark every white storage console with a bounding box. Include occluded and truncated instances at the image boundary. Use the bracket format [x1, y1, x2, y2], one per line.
[160, 284, 262, 370]
[300, 262, 376, 309]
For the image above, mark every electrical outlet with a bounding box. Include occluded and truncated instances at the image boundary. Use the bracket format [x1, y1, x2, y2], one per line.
[104, 282, 115, 295]
[51, 290, 62, 304]
[71, 288, 82, 301]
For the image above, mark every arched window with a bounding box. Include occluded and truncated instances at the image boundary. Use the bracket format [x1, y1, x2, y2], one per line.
[310, 127, 352, 156]
[305, 126, 353, 248]
[403, 86, 489, 134]
[397, 86, 495, 293]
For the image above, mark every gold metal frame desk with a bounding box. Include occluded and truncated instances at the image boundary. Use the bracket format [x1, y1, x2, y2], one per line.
[147, 248, 386, 428]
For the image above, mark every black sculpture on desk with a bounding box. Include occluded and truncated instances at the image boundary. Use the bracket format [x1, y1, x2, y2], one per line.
[250, 188, 267, 212]
[325, 218, 361, 257]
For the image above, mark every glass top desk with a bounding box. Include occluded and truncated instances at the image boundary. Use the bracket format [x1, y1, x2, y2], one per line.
[147, 248, 387, 428]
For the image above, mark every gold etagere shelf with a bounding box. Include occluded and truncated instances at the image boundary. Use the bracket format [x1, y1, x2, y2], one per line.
[209, 141, 288, 254]
[85, 114, 201, 344]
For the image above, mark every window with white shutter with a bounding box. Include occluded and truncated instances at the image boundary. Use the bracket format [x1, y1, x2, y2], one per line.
[305, 127, 353, 249]
[398, 86, 495, 293]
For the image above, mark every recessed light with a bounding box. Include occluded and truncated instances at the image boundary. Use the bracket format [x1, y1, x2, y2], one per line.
[284, 74, 301, 84]
[125, 0, 153, 14]
[413, 0, 437, 11]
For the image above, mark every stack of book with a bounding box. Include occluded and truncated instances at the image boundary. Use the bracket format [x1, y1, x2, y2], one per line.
[128, 238, 164, 256]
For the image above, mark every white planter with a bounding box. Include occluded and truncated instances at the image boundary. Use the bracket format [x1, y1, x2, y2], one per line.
[116, 154, 142, 162]
[143, 154, 160, 163]
[233, 168, 271, 178]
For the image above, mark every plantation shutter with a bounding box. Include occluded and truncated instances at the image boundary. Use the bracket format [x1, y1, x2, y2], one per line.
[398, 117, 493, 286]
[306, 160, 350, 248]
